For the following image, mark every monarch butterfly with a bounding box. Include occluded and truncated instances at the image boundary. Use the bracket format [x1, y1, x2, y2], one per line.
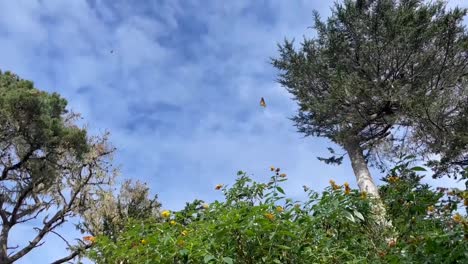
[260, 97, 266, 107]
[83, 236, 96, 243]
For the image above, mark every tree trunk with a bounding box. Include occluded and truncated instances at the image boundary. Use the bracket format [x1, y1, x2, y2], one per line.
[0, 223, 11, 264]
[343, 137, 391, 228]
[343, 137, 380, 197]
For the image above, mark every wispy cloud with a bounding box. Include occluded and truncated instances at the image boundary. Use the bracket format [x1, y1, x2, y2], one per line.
[0, 0, 466, 263]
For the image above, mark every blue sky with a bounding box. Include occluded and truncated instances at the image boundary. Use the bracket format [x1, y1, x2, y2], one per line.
[0, 0, 467, 263]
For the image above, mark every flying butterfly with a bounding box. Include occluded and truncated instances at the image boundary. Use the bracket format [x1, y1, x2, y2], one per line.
[260, 97, 266, 107]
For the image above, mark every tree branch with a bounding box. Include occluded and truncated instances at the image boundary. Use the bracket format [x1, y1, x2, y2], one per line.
[8, 166, 95, 263]
[1, 148, 35, 180]
[50, 230, 72, 249]
[50, 243, 92, 264]
[10, 184, 34, 224]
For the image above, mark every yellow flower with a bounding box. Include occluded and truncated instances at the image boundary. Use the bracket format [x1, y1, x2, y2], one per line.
[181, 230, 188, 236]
[83, 236, 96, 243]
[215, 184, 223, 190]
[202, 203, 209, 209]
[388, 176, 399, 183]
[360, 191, 367, 200]
[264, 213, 275, 221]
[329, 180, 341, 190]
[427, 205, 435, 213]
[177, 239, 185, 247]
[344, 182, 351, 195]
[279, 173, 287, 178]
[276, 206, 284, 213]
[170, 220, 177, 226]
[453, 213, 463, 223]
[140, 239, 148, 245]
[270, 166, 275, 171]
[161, 210, 171, 218]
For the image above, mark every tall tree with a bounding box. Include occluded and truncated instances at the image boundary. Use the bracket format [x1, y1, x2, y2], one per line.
[272, 0, 468, 198]
[0, 70, 116, 263]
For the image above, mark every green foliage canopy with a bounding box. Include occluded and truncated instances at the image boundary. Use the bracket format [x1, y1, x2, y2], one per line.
[0, 70, 116, 263]
[88, 164, 468, 263]
[272, 0, 468, 179]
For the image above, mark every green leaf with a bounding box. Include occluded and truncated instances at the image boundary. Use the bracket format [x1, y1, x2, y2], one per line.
[277, 245, 291, 250]
[223, 257, 234, 264]
[403, 155, 417, 160]
[353, 210, 365, 221]
[276, 187, 285, 195]
[410, 166, 427, 172]
[204, 255, 215, 263]
[343, 211, 355, 223]
[273, 259, 282, 264]
[237, 170, 244, 175]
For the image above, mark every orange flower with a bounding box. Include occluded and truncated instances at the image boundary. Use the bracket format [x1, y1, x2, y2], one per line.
[215, 184, 223, 190]
[83, 236, 96, 243]
[264, 213, 275, 221]
[360, 191, 367, 200]
[270, 166, 275, 171]
[344, 182, 351, 195]
[388, 176, 399, 183]
[329, 180, 341, 190]
[453, 213, 463, 223]
[279, 173, 287, 178]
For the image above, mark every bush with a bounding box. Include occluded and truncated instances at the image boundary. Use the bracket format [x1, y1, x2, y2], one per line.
[88, 165, 467, 264]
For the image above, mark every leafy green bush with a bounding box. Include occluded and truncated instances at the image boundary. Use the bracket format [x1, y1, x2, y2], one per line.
[379, 158, 468, 263]
[88, 165, 467, 264]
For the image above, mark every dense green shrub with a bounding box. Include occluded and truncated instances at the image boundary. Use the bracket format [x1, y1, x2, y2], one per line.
[88, 164, 467, 264]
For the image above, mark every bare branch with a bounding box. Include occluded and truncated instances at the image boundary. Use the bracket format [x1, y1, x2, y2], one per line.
[50, 230, 72, 249]
[8, 166, 96, 263]
[50, 243, 92, 264]
[10, 184, 34, 224]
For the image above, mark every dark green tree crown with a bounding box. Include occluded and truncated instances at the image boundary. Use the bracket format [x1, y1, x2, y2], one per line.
[272, 0, 468, 177]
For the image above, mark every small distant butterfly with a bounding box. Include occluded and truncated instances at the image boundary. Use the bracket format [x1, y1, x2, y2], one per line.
[260, 97, 266, 107]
